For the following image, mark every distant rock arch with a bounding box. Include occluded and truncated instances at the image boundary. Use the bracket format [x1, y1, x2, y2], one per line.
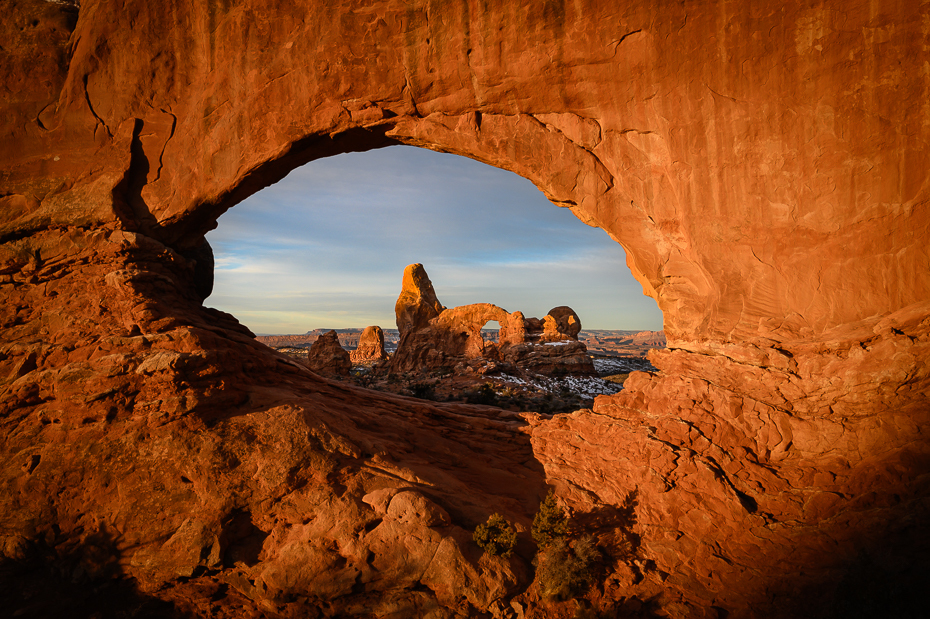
[389, 264, 594, 375]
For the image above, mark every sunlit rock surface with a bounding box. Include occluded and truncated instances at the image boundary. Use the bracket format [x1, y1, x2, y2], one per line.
[349, 325, 389, 364]
[1, 0, 928, 617]
[391, 263, 596, 376]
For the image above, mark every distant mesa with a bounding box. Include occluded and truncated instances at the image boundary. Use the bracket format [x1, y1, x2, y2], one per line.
[306, 329, 352, 376]
[631, 330, 666, 347]
[255, 333, 319, 348]
[580, 329, 665, 356]
[256, 329, 371, 350]
[391, 263, 596, 377]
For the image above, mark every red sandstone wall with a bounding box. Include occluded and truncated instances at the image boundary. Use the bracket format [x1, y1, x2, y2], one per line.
[1, 1, 928, 617]
[3, 0, 928, 345]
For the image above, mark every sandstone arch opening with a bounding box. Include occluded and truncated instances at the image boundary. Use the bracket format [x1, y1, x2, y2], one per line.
[480, 320, 501, 347]
[203, 144, 664, 339]
[4, 1, 927, 616]
[202, 143, 664, 411]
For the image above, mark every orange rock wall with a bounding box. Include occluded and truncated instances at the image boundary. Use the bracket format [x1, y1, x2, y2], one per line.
[4, 0, 927, 344]
[2, 0, 929, 617]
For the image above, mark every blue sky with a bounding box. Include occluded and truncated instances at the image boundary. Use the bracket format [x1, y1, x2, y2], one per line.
[205, 145, 663, 334]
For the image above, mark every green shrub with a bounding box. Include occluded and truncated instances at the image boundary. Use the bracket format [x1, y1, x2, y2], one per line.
[409, 381, 435, 399]
[466, 383, 498, 405]
[473, 513, 517, 557]
[602, 372, 630, 386]
[532, 490, 569, 549]
[535, 535, 601, 600]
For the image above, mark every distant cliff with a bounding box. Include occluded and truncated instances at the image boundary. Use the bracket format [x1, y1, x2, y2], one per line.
[257, 329, 400, 350]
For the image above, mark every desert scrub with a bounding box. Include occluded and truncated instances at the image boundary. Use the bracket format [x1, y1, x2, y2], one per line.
[532, 490, 569, 549]
[466, 383, 498, 405]
[602, 372, 630, 386]
[409, 381, 436, 399]
[473, 513, 517, 557]
[535, 535, 601, 600]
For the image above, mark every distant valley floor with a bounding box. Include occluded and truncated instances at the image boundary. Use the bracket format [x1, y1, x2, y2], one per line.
[257, 328, 665, 357]
[257, 329, 665, 415]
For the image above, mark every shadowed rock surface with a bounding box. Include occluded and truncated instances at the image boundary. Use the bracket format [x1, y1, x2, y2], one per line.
[1, 0, 928, 617]
[305, 329, 352, 376]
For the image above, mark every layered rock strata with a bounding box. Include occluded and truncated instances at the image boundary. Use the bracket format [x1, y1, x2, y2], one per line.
[1, 0, 928, 617]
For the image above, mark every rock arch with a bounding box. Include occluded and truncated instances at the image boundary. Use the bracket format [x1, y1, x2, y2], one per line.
[388, 263, 594, 375]
[1, 1, 928, 616]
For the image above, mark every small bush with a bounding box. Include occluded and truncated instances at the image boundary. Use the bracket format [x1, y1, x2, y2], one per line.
[602, 372, 630, 386]
[535, 535, 601, 600]
[409, 381, 435, 399]
[473, 513, 517, 557]
[465, 383, 498, 405]
[532, 490, 569, 549]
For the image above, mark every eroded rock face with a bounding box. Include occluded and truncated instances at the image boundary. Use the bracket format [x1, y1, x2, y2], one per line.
[1, 1, 928, 617]
[391, 265, 596, 376]
[350, 325, 389, 364]
[395, 263, 446, 335]
[306, 330, 351, 376]
[539, 306, 581, 342]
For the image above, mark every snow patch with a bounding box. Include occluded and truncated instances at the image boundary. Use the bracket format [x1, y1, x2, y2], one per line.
[592, 356, 655, 375]
[497, 373, 623, 399]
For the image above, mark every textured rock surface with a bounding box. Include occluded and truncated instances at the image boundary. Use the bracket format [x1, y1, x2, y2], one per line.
[391, 265, 596, 376]
[1, 0, 929, 617]
[305, 329, 352, 376]
[350, 325, 389, 364]
[395, 263, 446, 336]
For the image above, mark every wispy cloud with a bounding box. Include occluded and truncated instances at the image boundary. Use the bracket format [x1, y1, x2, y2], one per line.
[206, 146, 663, 333]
